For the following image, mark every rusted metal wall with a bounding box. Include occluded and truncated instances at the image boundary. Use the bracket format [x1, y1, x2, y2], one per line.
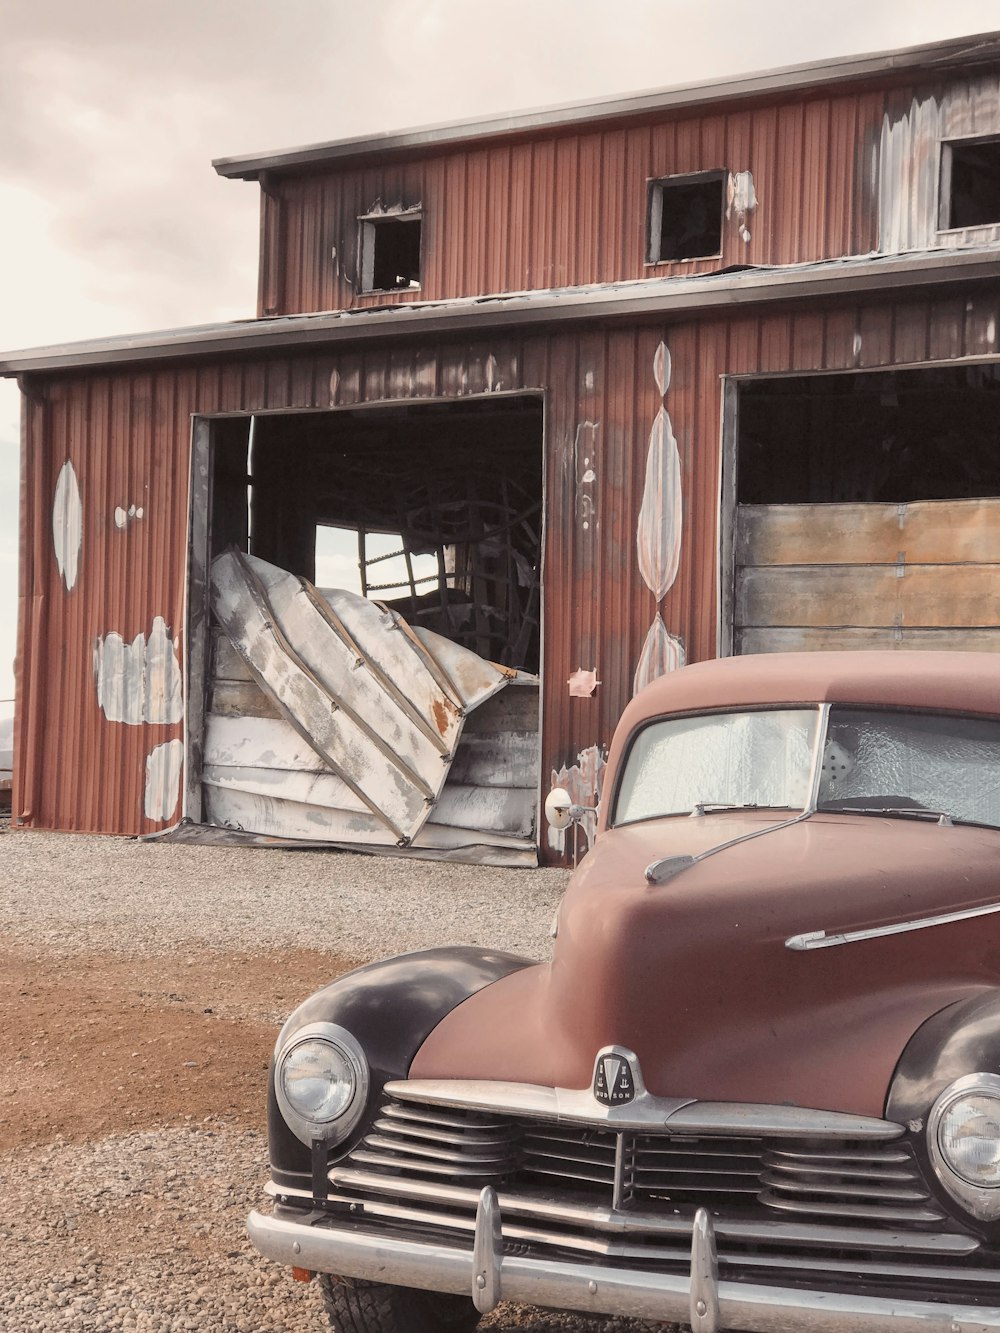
[258, 67, 1000, 319]
[16, 284, 1000, 849]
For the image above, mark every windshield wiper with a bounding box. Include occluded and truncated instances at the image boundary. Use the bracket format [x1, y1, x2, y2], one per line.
[690, 802, 791, 816]
[820, 804, 966, 825]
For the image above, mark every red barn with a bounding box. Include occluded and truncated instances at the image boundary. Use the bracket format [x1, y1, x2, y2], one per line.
[4, 30, 1000, 862]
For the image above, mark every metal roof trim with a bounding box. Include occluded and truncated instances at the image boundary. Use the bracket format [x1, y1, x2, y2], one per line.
[4, 249, 1000, 376]
[213, 31, 1000, 180]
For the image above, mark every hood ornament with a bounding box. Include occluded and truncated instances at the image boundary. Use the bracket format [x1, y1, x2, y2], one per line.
[593, 1047, 638, 1105]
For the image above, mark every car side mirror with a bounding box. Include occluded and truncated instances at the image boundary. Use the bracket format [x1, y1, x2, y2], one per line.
[544, 786, 593, 831]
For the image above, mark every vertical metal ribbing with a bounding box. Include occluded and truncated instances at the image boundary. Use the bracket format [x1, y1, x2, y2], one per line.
[690, 1206, 720, 1333]
[472, 1185, 502, 1314]
[612, 1132, 636, 1212]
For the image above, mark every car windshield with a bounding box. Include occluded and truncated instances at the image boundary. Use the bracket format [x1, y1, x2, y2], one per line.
[614, 708, 819, 825]
[613, 703, 1000, 830]
[817, 707, 1000, 829]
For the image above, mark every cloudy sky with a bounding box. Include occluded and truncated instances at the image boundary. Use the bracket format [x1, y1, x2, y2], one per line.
[1, 0, 999, 708]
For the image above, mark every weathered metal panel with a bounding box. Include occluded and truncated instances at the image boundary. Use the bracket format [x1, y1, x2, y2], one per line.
[259, 76, 976, 316]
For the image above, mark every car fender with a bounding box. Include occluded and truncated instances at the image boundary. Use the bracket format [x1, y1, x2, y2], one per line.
[886, 989, 1000, 1235]
[268, 945, 534, 1184]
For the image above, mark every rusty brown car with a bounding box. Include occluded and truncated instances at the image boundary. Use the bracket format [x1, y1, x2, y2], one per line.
[248, 650, 1000, 1332]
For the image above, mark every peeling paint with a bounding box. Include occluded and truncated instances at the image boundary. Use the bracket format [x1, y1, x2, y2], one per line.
[94, 616, 183, 725]
[145, 739, 183, 822]
[53, 460, 82, 592]
[726, 171, 758, 241]
[574, 420, 600, 532]
[877, 80, 1000, 253]
[633, 614, 685, 696]
[114, 503, 144, 530]
[567, 668, 599, 697]
[547, 744, 606, 853]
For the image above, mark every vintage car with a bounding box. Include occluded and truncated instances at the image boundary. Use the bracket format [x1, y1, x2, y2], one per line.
[248, 650, 1000, 1332]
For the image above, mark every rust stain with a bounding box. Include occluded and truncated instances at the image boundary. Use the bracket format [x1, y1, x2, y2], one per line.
[431, 698, 450, 736]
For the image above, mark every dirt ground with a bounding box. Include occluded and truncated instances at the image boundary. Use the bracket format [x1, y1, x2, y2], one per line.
[0, 938, 350, 1153]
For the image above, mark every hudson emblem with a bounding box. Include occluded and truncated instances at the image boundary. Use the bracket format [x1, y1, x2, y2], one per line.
[593, 1052, 636, 1105]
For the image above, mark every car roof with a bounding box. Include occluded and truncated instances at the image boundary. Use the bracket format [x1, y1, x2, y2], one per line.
[622, 651, 1000, 727]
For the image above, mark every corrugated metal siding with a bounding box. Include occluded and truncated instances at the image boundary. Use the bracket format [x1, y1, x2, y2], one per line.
[255, 67, 1000, 317]
[15, 285, 1000, 851]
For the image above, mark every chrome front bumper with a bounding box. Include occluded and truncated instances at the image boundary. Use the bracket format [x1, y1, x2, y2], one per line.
[248, 1186, 1000, 1333]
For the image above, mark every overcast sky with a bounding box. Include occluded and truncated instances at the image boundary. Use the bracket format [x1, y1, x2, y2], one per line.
[1, 0, 999, 707]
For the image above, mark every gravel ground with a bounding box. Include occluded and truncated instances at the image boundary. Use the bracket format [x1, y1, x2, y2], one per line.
[0, 829, 566, 961]
[1, 828, 668, 1333]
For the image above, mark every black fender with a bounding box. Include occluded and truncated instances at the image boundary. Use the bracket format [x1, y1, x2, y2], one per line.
[886, 989, 1000, 1237]
[267, 946, 534, 1186]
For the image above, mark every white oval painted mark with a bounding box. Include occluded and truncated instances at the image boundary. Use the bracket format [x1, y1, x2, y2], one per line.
[114, 507, 128, 530]
[637, 408, 682, 601]
[653, 341, 671, 396]
[145, 738, 184, 822]
[633, 614, 685, 696]
[53, 460, 83, 592]
[329, 368, 340, 405]
[94, 616, 183, 725]
[581, 468, 596, 484]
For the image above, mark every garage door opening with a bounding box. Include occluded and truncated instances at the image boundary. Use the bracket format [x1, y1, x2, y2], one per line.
[727, 364, 1000, 654]
[189, 394, 544, 863]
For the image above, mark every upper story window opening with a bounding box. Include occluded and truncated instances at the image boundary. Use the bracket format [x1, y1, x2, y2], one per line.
[647, 171, 724, 263]
[358, 208, 422, 293]
[939, 136, 1000, 231]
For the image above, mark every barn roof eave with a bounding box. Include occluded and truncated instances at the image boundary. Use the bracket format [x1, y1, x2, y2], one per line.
[3, 247, 1000, 377]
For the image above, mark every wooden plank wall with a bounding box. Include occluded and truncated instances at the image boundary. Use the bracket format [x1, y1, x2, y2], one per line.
[735, 498, 1000, 653]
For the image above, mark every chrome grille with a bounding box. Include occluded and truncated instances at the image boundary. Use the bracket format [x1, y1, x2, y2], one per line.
[347, 1094, 943, 1226]
[318, 1090, 998, 1302]
[349, 1100, 518, 1181]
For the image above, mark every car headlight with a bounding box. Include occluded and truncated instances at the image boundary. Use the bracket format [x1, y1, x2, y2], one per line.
[928, 1073, 1000, 1220]
[274, 1022, 369, 1146]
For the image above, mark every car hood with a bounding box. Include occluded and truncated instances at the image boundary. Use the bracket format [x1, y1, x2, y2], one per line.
[410, 812, 1000, 1117]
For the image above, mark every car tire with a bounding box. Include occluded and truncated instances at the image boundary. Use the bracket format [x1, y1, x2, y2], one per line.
[318, 1274, 482, 1333]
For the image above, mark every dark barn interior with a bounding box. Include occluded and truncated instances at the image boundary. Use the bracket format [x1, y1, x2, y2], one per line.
[738, 364, 1000, 505]
[210, 395, 544, 672]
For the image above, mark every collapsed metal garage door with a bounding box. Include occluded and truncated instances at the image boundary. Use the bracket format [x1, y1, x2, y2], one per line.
[184, 395, 544, 864]
[727, 365, 1000, 655]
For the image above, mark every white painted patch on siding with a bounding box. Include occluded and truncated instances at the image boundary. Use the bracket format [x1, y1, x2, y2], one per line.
[726, 171, 758, 241]
[94, 616, 183, 725]
[633, 614, 686, 696]
[145, 739, 183, 822]
[53, 460, 82, 592]
[878, 79, 1000, 254]
[547, 744, 606, 853]
[485, 354, 500, 391]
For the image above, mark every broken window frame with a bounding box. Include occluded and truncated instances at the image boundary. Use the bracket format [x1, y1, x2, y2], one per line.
[938, 134, 1000, 233]
[357, 208, 423, 293]
[646, 170, 725, 265]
